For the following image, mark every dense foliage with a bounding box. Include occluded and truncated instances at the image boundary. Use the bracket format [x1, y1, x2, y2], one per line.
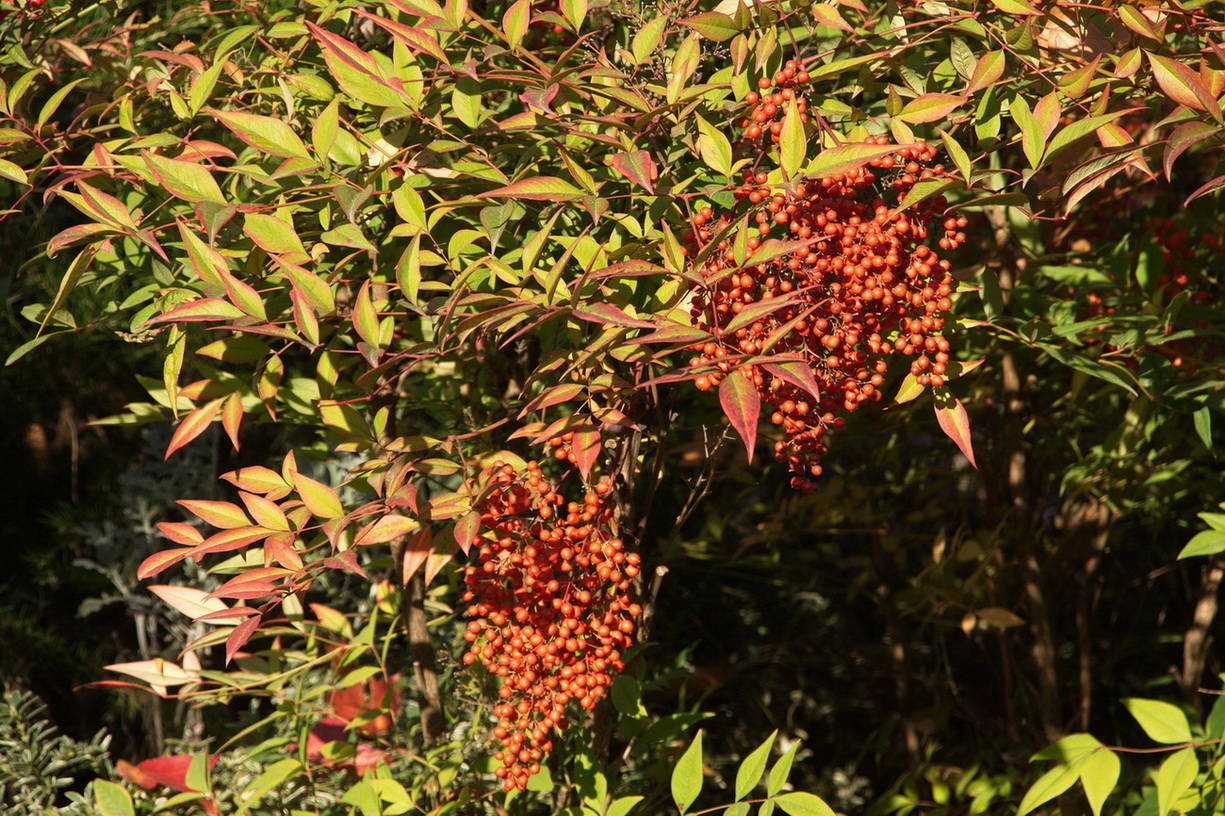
[3, 0, 1225, 814]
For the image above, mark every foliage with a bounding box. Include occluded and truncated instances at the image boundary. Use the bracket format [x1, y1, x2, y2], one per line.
[0, 688, 111, 816]
[2, 0, 1225, 813]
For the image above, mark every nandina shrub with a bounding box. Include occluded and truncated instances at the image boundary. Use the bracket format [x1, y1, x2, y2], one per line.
[3, 0, 1225, 813]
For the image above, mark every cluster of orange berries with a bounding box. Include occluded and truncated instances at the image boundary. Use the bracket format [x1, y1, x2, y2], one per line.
[736, 59, 812, 143]
[462, 459, 641, 791]
[684, 137, 966, 490]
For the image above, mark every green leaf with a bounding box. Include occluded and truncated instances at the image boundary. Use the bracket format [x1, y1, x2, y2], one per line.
[452, 77, 482, 128]
[671, 731, 704, 815]
[697, 115, 734, 177]
[208, 108, 310, 160]
[1193, 405, 1213, 454]
[898, 93, 967, 124]
[990, 0, 1040, 14]
[1178, 530, 1225, 559]
[36, 78, 87, 131]
[939, 129, 973, 184]
[292, 472, 345, 519]
[773, 792, 836, 816]
[680, 11, 740, 42]
[1017, 762, 1081, 816]
[734, 731, 777, 800]
[1123, 698, 1193, 744]
[1148, 53, 1223, 120]
[503, 0, 530, 49]
[607, 796, 644, 816]
[1045, 110, 1138, 165]
[967, 50, 1005, 94]
[1039, 346, 1139, 396]
[235, 759, 303, 816]
[632, 16, 668, 65]
[94, 780, 135, 816]
[767, 741, 800, 796]
[480, 176, 585, 201]
[779, 101, 806, 178]
[144, 152, 227, 204]
[1154, 747, 1198, 816]
[1009, 97, 1045, 169]
[0, 157, 28, 185]
[39, 244, 97, 337]
[808, 143, 904, 180]
[1079, 749, 1120, 816]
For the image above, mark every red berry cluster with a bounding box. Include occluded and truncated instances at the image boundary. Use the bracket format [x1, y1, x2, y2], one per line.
[683, 137, 966, 490]
[736, 59, 812, 143]
[462, 459, 641, 791]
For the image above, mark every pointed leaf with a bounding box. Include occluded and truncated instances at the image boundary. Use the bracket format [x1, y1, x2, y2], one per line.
[1080, 748, 1120, 816]
[225, 614, 262, 665]
[774, 792, 836, 816]
[1164, 121, 1221, 180]
[166, 399, 223, 459]
[503, 0, 531, 49]
[1123, 698, 1193, 744]
[1017, 762, 1081, 816]
[808, 143, 909, 179]
[144, 152, 227, 204]
[719, 373, 760, 463]
[208, 108, 310, 159]
[780, 100, 806, 178]
[1148, 53, 1223, 118]
[478, 176, 585, 201]
[899, 94, 967, 124]
[178, 499, 252, 530]
[734, 731, 777, 800]
[671, 731, 704, 815]
[1155, 746, 1197, 816]
[933, 391, 977, 468]
[149, 585, 228, 620]
[680, 11, 739, 42]
[292, 472, 344, 519]
[609, 150, 656, 193]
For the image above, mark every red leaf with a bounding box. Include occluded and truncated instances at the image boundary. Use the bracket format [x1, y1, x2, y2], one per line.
[401, 527, 433, 585]
[118, 755, 218, 792]
[758, 360, 821, 401]
[589, 260, 668, 280]
[323, 549, 367, 578]
[719, 373, 760, 463]
[453, 511, 482, 555]
[351, 9, 448, 62]
[221, 392, 243, 451]
[265, 533, 304, 570]
[1163, 121, 1219, 181]
[141, 297, 246, 326]
[1148, 53, 1223, 117]
[224, 614, 262, 665]
[157, 522, 203, 546]
[220, 466, 291, 498]
[933, 391, 977, 468]
[478, 176, 585, 201]
[570, 424, 602, 482]
[608, 150, 656, 193]
[192, 527, 268, 558]
[572, 302, 656, 329]
[165, 399, 223, 459]
[137, 548, 195, 580]
[178, 499, 252, 529]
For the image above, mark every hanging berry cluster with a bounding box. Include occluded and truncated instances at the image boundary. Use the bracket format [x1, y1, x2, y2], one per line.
[462, 456, 641, 791]
[684, 133, 967, 491]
